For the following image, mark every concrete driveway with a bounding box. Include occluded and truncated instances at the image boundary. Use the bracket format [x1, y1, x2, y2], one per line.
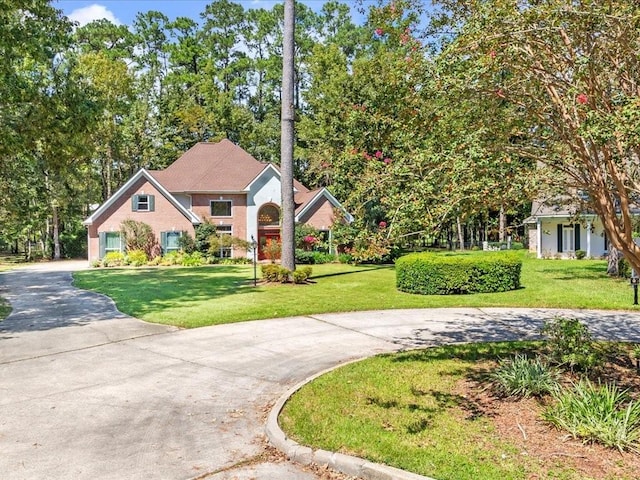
[1, 262, 640, 480]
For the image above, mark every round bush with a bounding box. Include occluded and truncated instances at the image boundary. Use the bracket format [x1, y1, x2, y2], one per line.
[395, 252, 522, 295]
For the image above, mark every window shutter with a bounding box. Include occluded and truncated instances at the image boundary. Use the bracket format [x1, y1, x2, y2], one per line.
[132, 195, 139, 212]
[99, 232, 106, 259]
[148, 195, 155, 212]
[119, 233, 124, 253]
[160, 231, 167, 253]
[557, 224, 563, 252]
[574, 224, 581, 250]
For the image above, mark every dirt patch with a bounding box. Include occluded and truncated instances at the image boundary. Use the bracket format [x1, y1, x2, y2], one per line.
[453, 353, 640, 480]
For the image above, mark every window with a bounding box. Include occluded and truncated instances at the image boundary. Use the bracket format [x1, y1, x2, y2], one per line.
[562, 226, 575, 252]
[216, 225, 232, 258]
[132, 194, 154, 212]
[211, 200, 232, 217]
[258, 204, 280, 226]
[161, 231, 182, 253]
[99, 231, 121, 258]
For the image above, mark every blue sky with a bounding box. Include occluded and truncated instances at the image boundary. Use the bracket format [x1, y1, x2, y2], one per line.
[54, 0, 371, 26]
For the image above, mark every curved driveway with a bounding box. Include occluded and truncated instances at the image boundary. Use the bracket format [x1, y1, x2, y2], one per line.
[2, 262, 640, 480]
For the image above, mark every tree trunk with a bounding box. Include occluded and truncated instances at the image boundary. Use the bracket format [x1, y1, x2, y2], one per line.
[52, 204, 61, 260]
[456, 216, 465, 250]
[280, 0, 296, 275]
[607, 247, 622, 276]
[499, 205, 506, 243]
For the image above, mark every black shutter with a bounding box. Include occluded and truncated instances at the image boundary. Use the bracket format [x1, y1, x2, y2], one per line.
[574, 224, 581, 251]
[557, 224, 563, 252]
[132, 195, 139, 212]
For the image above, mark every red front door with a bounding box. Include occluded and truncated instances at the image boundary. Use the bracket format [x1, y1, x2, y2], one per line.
[258, 231, 281, 260]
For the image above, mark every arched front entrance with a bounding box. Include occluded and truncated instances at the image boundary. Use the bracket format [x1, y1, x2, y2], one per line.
[257, 204, 280, 260]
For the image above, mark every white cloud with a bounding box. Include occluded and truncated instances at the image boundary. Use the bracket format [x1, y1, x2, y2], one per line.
[68, 4, 121, 26]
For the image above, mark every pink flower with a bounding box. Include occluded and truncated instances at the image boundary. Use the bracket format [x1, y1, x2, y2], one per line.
[496, 88, 505, 98]
[576, 93, 588, 105]
[375, 28, 384, 36]
[489, 50, 496, 59]
[303, 235, 316, 244]
[321, 162, 330, 168]
[379, 221, 387, 228]
[384, 158, 392, 165]
[375, 150, 383, 159]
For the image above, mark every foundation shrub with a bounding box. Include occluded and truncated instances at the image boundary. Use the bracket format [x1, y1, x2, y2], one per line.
[395, 252, 522, 295]
[126, 249, 148, 267]
[102, 251, 125, 267]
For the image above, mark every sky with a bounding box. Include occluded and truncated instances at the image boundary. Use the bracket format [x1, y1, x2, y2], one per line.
[54, 0, 372, 27]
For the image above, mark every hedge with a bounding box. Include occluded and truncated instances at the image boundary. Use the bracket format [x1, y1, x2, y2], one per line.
[396, 252, 522, 295]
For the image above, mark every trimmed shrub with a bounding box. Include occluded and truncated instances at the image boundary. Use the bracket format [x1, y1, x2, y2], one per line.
[262, 264, 312, 284]
[295, 249, 316, 264]
[395, 252, 522, 295]
[126, 249, 148, 267]
[338, 253, 353, 264]
[575, 249, 587, 260]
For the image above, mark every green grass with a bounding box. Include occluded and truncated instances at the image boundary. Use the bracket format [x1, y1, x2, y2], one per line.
[279, 342, 540, 480]
[72, 253, 639, 328]
[279, 342, 637, 480]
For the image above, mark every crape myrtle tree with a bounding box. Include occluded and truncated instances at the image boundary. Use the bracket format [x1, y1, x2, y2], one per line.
[434, 0, 640, 272]
[301, 0, 536, 256]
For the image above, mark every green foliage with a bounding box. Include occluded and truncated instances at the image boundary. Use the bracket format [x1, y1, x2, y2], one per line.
[120, 220, 159, 259]
[126, 249, 148, 267]
[575, 249, 587, 260]
[338, 253, 353, 264]
[180, 251, 203, 266]
[102, 251, 125, 267]
[543, 380, 640, 453]
[261, 264, 312, 284]
[178, 233, 196, 254]
[396, 252, 522, 295]
[491, 354, 560, 398]
[207, 234, 250, 257]
[295, 249, 336, 264]
[161, 251, 183, 266]
[195, 222, 218, 253]
[541, 318, 602, 372]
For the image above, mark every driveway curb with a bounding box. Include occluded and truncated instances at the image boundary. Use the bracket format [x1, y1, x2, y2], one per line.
[266, 358, 437, 480]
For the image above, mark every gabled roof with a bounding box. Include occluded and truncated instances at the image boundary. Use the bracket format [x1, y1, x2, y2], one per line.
[149, 139, 308, 193]
[295, 187, 354, 223]
[83, 169, 201, 226]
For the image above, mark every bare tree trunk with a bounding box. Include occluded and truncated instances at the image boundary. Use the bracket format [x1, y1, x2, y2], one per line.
[280, 0, 295, 275]
[52, 204, 61, 260]
[456, 216, 464, 250]
[607, 247, 622, 276]
[499, 205, 506, 243]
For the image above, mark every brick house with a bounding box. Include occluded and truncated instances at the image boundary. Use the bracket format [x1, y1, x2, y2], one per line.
[83, 139, 352, 261]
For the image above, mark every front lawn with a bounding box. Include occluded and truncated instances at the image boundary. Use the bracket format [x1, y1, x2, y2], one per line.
[71, 253, 639, 328]
[279, 341, 640, 480]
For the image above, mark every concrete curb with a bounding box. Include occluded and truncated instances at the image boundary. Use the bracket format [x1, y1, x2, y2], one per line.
[265, 358, 437, 480]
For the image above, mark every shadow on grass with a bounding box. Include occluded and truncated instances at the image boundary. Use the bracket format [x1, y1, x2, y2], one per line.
[310, 264, 393, 280]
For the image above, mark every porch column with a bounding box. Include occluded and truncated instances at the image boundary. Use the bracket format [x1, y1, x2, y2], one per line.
[536, 217, 542, 259]
[586, 220, 592, 258]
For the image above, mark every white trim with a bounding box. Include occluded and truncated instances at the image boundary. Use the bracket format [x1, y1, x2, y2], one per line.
[295, 188, 354, 224]
[244, 164, 300, 193]
[586, 220, 592, 257]
[83, 169, 201, 226]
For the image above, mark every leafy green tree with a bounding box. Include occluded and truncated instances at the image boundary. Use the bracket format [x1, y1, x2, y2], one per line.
[435, 0, 640, 271]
